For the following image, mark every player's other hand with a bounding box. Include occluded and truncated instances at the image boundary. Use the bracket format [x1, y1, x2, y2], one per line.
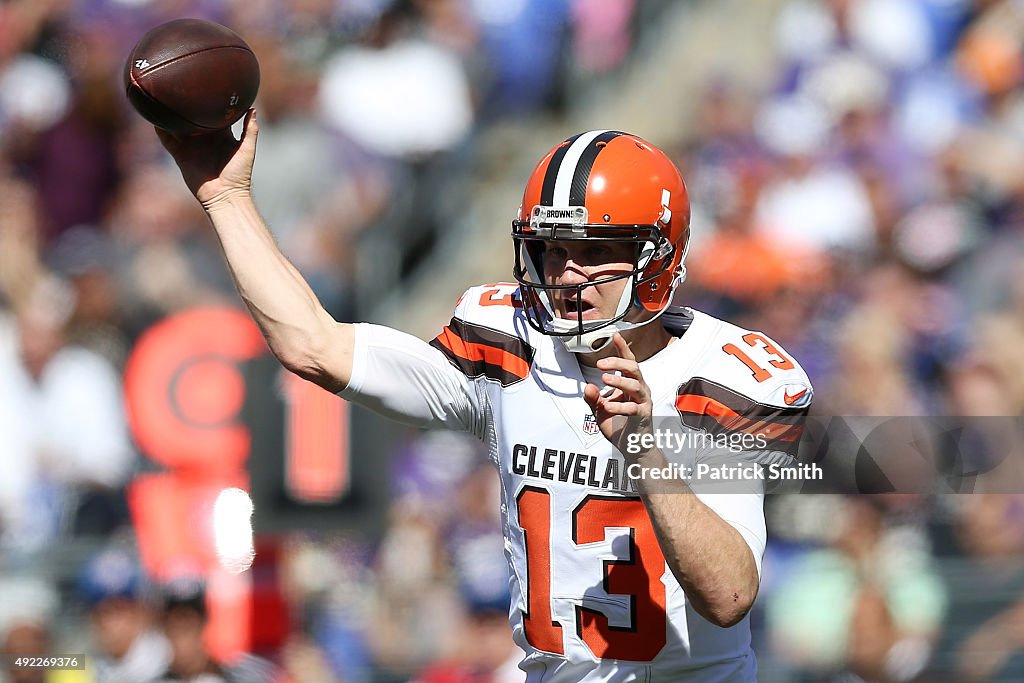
[155, 108, 258, 211]
[583, 333, 654, 458]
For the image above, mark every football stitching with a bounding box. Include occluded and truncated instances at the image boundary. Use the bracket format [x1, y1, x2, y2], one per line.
[132, 44, 253, 77]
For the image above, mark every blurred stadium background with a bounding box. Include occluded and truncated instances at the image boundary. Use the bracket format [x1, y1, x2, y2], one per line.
[1, 0, 1024, 681]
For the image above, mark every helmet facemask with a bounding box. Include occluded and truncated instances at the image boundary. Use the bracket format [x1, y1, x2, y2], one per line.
[512, 209, 680, 353]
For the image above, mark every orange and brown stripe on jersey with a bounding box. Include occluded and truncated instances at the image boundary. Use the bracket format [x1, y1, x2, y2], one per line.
[430, 318, 535, 387]
[674, 378, 808, 456]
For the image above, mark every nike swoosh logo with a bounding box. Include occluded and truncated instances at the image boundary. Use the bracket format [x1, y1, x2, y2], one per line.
[784, 388, 807, 405]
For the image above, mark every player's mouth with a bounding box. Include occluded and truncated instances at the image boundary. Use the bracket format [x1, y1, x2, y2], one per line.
[562, 297, 597, 320]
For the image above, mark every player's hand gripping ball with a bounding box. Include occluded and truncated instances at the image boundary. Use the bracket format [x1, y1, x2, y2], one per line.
[124, 18, 259, 135]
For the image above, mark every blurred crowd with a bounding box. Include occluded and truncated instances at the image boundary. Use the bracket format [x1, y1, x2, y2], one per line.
[1, 0, 1024, 681]
[679, 0, 1024, 681]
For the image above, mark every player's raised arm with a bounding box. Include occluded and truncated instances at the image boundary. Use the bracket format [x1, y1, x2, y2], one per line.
[156, 112, 483, 435]
[156, 110, 353, 393]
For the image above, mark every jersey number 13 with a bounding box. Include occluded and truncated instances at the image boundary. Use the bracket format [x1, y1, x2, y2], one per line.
[517, 486, 667, 662]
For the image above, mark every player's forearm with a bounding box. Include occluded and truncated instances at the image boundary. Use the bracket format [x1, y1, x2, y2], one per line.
[205, 194, 352, 391]
[629, 448, 759, 628]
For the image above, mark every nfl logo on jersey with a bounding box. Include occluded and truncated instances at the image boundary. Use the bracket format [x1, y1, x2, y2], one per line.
[583, 413, 600, 435]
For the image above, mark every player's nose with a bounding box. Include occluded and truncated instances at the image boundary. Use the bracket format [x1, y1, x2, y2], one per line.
[557, 259, 590, 285]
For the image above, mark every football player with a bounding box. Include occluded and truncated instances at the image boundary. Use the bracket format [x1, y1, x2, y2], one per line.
[157, 116, 813, 681]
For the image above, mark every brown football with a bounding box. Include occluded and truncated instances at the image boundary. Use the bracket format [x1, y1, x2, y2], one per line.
[124, 18, 260, 135]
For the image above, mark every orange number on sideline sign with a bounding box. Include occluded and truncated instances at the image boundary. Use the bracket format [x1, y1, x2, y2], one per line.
[279, 371, 350, 504]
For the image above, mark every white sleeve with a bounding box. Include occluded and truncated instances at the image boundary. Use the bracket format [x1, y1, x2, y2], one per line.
[338, 323, 487, 438]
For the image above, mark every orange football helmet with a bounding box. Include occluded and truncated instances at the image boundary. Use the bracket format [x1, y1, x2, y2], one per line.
[512, 130, 691, 352]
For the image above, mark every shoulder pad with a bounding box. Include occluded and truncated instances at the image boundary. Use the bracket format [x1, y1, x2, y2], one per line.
[451, 283, 530, 332]
[695, 317, 813, 408]
[674, 319, 812, 458]
[428, 283, 536, 387]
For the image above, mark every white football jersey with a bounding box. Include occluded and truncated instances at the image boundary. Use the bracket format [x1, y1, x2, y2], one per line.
[340, 283, 813, 682]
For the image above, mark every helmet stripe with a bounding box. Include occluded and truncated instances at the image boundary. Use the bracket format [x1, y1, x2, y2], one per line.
[540, 132, 583, 206]
[552, 130, 610, 205]
[568, 130, 625, 206]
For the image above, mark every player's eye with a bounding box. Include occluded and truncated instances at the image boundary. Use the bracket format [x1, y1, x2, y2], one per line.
[545, 246, 568, 261]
